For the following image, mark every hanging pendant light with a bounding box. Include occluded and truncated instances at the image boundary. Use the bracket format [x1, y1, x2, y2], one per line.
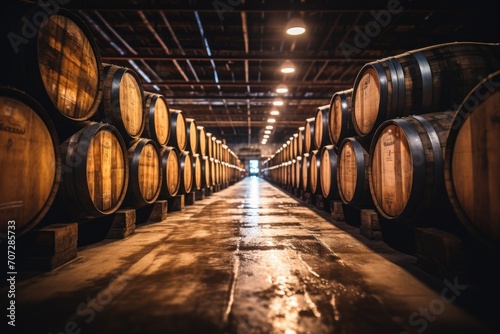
[280, 60, 295, 73]
[286, 17, 306, 35]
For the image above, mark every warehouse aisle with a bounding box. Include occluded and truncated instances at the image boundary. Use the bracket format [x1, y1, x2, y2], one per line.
[7, 177, 498, 334]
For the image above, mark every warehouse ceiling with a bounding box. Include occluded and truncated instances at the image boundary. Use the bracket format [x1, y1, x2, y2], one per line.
[63, 0, 499, 148]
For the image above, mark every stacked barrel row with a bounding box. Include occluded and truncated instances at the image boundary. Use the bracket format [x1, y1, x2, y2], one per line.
[263, 41, 500, 253]
[0, 3, 244, 237]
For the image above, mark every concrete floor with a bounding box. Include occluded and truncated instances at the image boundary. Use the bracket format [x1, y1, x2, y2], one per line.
[4, 177, 499, 334]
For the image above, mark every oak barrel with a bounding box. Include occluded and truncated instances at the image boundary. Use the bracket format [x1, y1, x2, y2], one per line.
[301, 153, 311, 192]
[304, 117, 315, 154]
[125, 138, 162, 207]
[159, 146, 180, 198]
[209, 157, 217, 188]
[314, 104, 332, 150]
[1, 4, 103, 125]
[309, 150, 321, 195]
[197, 126, 207, 156]
[291, 133, 299, 160]
[297, 126, 305, 157]
[352, 42, 500, 139]
[369, 111, 455, 222]
[192, 153, 202, 191]
[294, 156, 302, 190]
[169, 109, 187, 152]
[337, 137, 373, 209]
[185, 118, 198, 155]
[100, 63, 145, 141]
[178, 150, 193, 195]
[0, 87, 61, 236]
[206, 132, 214, 158]
[201, 155, 212, 188]
[444, 70, 500, 251]
[319, 145, 339, 200]
[57, 122, 128, 218]
[328, 89, 355, 146]
[143, 91, 171, 146]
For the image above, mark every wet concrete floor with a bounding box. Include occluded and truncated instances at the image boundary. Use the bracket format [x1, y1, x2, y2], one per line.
[4, 176, 499, 334]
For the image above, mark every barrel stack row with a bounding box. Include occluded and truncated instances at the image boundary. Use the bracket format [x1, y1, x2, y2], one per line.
[0, 3, 244, 238]
[263, 41, 500, 255]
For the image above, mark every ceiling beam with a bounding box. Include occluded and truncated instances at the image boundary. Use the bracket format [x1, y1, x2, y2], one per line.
[66, 3, 483, 12]
[164, 95, 332, 100]
[101, 55, 375, 62]
[142, 81, 350, 87]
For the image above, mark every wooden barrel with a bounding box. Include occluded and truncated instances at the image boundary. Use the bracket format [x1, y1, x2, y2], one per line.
[309, 150, 321, 195]
[57, 122, 128, 218]
[216, 140, 223, 161]
[328, 88, 355, 146]
[319, 145, 339, 200]
[100, 63, 145, 141]
[169, 109, 187, 151]
[214, 159, 221, 186]
[206, 132, 214, 158]
[304, 117, 315, 154]
[192, 153, 203, 191]
[352, 42, 500, 139]
[201, 155, 212, 188]
[159, 146, 180, 199]
[1, 4, 103, 125]
[369, 111, 455, 222]
[291, 133, 299, 160]
[297, 126, 305, 157]
[222, 144, 229, 164]
[178, 150, 193, 195]
[294, 156, 302, 189]
[209, 157, 217, 187]
[125, 138, 162, 207]
[197, 126, 207, 156]
[143, 92, 171, 146]
[337, 137, 373, 209]
[301, 153, 311, 192]
[185, 118, 198, 155]
[0, 87, 61, 236]
[444, 71, 500, 251]
[314, 104, 332, 150]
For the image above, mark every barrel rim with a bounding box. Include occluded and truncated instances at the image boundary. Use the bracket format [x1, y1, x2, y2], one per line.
[159, 146, 180, 198]
[337, 137, 368, 207]
[144, 91, 171, 146]
[127, 138, 162, 206]
[328, 88, 354, 145]
[368, 118, 427, 220]
[41, 9, 105, 121]
[352, 61, 388, 139]
[68, 122, 129, 217]
[320, 144, 338, 199]
[102, 64, 146, 140]
[444, 70, 500, 251]
[8, 6, 104, 122]
[0, 86, 62, 235]
[169, 109, 188, 151]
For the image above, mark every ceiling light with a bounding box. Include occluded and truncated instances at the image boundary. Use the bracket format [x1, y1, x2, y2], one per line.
[270, 110, 280, 115]
[264, 130, 271, 134]
[273, 99, 284, 106]
[286, 17, 306, 36]
[280, 60, 295, 73]
[266, 125, 274, 130]
[268, 118, 276, 123]
[263, 135, 270, 139]
[276, 84, 288, 93]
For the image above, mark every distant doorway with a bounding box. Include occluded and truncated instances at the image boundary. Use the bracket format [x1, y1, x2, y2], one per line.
[249, 160, 259, 176]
